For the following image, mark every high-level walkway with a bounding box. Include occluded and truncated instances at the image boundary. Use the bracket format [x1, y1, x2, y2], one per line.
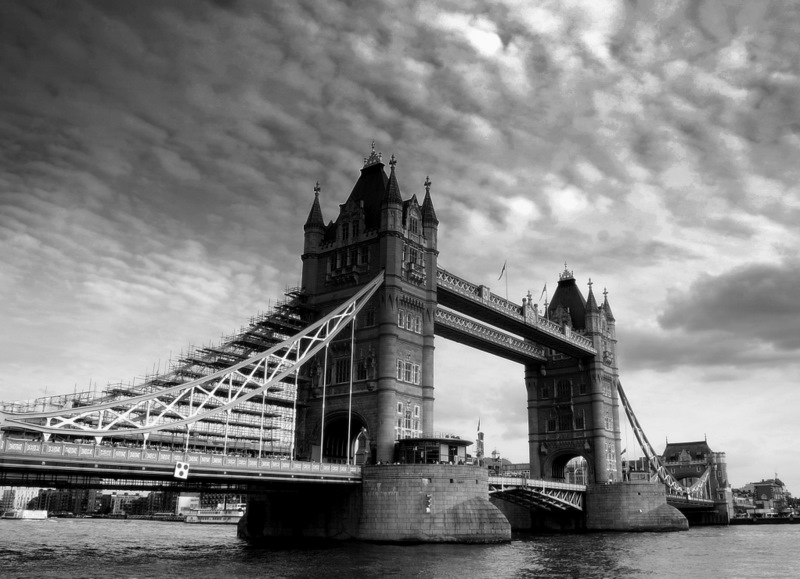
[435, 268, 596, 360]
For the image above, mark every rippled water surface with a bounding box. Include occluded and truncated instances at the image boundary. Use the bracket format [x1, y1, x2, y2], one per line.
[2, 518, 798, 578]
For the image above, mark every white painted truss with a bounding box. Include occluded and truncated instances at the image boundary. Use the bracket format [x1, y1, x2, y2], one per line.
[488, 476, 585, 511]
[617, 380, 711, 499]
[0, 272, 385, 443]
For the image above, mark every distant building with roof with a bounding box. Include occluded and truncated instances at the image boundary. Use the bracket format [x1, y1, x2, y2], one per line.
[660, 439, 730, 502]
[751, 478, 790, 513]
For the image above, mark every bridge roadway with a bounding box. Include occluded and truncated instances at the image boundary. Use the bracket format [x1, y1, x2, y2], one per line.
[665, 494, 716, 510]
[488, 476, 586, 511]
[435, 268, 597, 359]
[2, 437, 722, 523]
[0, 438, 360, 489]
[0, 438, 587, 499]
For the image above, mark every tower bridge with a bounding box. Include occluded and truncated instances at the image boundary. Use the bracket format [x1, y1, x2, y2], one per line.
[0, 143, 731, 539]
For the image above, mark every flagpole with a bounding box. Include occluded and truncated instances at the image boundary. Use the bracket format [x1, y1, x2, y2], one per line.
[505, 262, 509, 301]
[539, 283, 547, 319]
[498, 260, 508, 300]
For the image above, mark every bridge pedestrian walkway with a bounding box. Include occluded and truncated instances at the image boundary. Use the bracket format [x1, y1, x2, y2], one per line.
[436, 267, 596, 358]
[0, 437, 360, 487]
[488, 476, 586, 511]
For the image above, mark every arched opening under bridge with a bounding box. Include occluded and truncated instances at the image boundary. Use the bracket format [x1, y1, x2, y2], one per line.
[320, 412, 369, 465]
[546, 452, 591, 484]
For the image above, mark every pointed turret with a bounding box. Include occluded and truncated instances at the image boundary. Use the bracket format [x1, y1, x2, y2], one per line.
[385, 154, 403, 206]
[301, 182, 327, 293]
[304, 182, 325, 229]
[602, 288, 615, 322]
[602, 287, 616, 343]
[586, 280, 598, 313]
[303, 182, 325, 255]
[421, 176, 438, 250]
[381, 153, 404, 232]
[421, 176, 438, 226]
[585, 279, 600, 334]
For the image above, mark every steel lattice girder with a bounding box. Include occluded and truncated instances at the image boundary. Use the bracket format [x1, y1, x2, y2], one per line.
[618, 380, 711, 499]
[489, 486, 584, 512]
[0, 272, 385, 439]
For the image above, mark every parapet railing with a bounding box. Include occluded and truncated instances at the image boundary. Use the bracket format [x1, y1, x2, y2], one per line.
[435, 309, 547, 361]
[0, 438, 361, 477]
[436, 268, 596, 354]
[488, 476, 586, 492]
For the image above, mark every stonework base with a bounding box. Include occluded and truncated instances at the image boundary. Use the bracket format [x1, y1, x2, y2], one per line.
[238, 465, 511, 543]
[585, 481, 688, 531]
[358, 464, 510, 543]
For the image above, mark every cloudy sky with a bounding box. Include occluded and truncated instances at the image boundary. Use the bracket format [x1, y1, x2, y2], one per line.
[2, 1, 799, 492]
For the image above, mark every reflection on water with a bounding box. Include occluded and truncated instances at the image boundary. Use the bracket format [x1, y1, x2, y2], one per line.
[2, 519, 799, 578]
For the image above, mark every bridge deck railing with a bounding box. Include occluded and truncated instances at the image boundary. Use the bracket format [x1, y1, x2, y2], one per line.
[434, 309, 547, 360]
[488, 476, 586, 492]
[436, 268, 595, 353]
[0, 438, 361, 476]
[664, 493, 716, 505]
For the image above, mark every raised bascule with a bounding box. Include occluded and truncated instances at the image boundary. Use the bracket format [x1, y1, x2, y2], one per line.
[0, 143, 732, 541]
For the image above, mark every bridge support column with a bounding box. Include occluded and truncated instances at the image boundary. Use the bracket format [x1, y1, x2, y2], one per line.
[376, 327, 399, 463]
[238, 465, 512, 543]
[358, 465, 510, 542]
[585, 481, 688, 531]
[524, 363, 542, 479]
[421, 330, 435, 436]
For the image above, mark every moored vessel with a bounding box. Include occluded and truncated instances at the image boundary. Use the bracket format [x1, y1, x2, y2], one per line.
[184, 503, 245, 524]
[1, 509, 49, 520]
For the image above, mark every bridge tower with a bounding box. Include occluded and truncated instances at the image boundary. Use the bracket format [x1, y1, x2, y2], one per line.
[298, 145, 438, 464]
[525, 267, 623, 485]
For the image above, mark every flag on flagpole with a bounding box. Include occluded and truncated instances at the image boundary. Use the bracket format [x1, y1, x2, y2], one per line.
[477, 418, 481, 432]
[498, 261, 506, 280]
[538, 283, 547, 302]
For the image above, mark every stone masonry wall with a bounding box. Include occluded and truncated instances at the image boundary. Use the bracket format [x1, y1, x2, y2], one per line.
[585, 480, 688, 531]
[358, 464, 511, 543]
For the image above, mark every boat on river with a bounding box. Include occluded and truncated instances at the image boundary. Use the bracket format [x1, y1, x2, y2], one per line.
[1, 509, 49, 520]
[730, 512, 799, 525]
[184, 503, 244, 524]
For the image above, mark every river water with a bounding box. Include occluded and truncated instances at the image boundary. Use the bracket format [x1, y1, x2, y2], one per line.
[1, 518, 797, 578]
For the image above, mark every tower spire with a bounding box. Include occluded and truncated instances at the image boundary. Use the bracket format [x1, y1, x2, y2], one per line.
[422, 176, 438, 225]
[586, 278, 598, 312]
[602, 287, 615, 321]
[385, 154, 403, 206]
[304, 181, 325, 230]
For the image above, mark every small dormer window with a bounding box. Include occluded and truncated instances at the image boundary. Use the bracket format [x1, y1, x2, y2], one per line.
[342, 222, 349, 241]
[352, 220, 359, 238]
[409, 217, 419, 234]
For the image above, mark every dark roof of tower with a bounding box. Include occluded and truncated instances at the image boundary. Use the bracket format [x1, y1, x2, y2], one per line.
[304, 183, 325, 230]
[342, 156, 389, 232]
[422, 176, 438, 225]
[547, 265, 587, 329]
